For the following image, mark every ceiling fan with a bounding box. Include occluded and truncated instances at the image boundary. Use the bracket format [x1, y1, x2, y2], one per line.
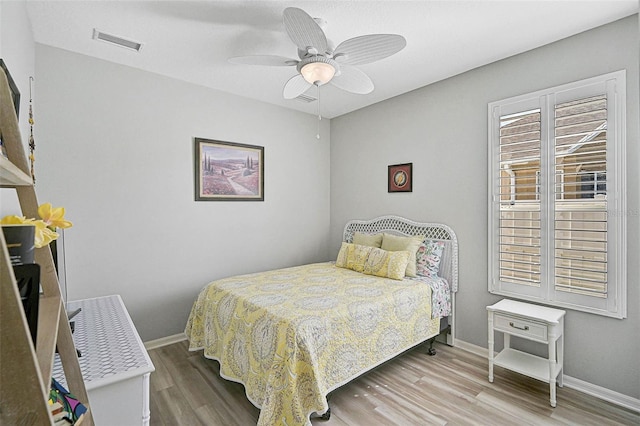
[229, 7, 407, 100]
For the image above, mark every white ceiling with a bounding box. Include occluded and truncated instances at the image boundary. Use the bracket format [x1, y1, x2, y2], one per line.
[26, 1, 638, 119]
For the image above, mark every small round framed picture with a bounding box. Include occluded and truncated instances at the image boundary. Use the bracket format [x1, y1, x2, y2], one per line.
[388, 163, 412, 193]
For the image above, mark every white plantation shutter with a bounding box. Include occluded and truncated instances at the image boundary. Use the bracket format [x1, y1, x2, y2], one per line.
[554, 96, 608, 297]
[488, 71, 626, 318]
[498, 109, 542, 288]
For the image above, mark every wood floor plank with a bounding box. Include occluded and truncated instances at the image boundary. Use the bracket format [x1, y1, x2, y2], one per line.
[152, 384, 205, 425]
[148, 346, 174, 392]
[148, 341, 640, 425]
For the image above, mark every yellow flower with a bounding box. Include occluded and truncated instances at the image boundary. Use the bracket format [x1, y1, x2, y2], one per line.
[0, 215, 59, 248]
[38, 203, 73, 229]
[33, 220, 59, 248]
[1, 204, 71, 249]
[0, 215, 30, 225]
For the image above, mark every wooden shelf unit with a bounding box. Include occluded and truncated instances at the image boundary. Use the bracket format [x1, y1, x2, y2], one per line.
[0, 67, 94, 425]
[0, 154, 33, 186]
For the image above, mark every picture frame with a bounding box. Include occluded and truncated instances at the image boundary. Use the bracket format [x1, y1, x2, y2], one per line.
[388, 163, 413, 193]
[194, 137, 264, 201]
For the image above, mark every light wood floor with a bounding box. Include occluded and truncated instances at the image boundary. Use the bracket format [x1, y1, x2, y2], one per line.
[148, 340, 639, 425]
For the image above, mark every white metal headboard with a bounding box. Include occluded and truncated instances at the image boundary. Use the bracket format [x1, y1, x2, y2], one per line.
[343, 215, 459, 293]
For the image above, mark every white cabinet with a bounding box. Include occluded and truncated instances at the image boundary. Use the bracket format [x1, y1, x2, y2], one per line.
[487, 299, 565, 407]
[54, 295, 155, 425]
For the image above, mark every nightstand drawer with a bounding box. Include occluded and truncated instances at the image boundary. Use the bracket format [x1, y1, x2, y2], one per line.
[494, 314, 547, 341]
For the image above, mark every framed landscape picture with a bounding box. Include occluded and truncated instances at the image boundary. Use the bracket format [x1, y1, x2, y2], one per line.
[194, 138, 264, 201]
[388, 162, 413, 193]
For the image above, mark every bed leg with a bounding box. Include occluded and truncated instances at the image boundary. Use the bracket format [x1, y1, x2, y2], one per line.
[320, 407, 331, 420]
[427, 337, 437, 356]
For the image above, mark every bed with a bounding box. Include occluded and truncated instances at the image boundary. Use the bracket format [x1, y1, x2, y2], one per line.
[185, 216, 458, 426]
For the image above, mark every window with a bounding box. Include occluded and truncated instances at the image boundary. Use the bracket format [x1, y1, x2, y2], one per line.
[488, 71, 626, 318]
[580, 171, 606, 199]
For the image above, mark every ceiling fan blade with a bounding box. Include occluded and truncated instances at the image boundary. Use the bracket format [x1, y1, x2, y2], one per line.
[283, 7, 328, 54]
[333, 34, 407, 65]
[330, 65, 374, 95]
[229, 55, 298, 66]
[283, 74, 313, 99]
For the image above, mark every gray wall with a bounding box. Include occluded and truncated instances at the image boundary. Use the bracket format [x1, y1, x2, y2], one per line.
[330, 16, 639, 399]
[34, 45, 331, 341]
[0, 1, 36, 214]
[0, 1, 34, 148]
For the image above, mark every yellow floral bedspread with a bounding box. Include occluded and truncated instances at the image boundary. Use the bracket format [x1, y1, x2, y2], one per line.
[185, 262, 440, 426]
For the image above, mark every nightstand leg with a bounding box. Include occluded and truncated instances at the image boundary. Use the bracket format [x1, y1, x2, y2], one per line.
[558, 333, 564, 388]
[549, 339, 557, 407]
[488, 312, 494, 383]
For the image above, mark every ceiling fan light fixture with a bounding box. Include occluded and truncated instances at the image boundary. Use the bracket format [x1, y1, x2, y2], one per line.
[299, 57, 337, 85]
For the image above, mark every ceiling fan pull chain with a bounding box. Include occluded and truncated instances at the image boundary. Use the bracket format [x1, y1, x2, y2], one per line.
[314, 52, 321, 140]
[316, 83, 321, 140]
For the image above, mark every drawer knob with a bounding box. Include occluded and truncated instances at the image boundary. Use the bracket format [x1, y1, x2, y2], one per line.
[509, 321, 529, 331]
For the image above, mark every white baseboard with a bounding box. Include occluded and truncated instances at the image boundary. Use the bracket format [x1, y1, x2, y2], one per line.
[144, 333, 187, 350]
[453, 339, 640, 413]
[562, 375, 640, 414]
[454, 339, 491, 358]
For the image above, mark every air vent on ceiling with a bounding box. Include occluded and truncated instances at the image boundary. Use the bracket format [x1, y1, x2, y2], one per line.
[92, 29, 143, 52]
[295, 93, 317, 103]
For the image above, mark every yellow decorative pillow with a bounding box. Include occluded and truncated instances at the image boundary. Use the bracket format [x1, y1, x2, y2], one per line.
[363, 248, 411, 280]
[350, 244, 373, 272]
[335, 242, 351, 268]
[380, 233, 425, 277]
[335, 243, 373, 273]
[337, 243, 410, 280]
[352, 232, 383, 248]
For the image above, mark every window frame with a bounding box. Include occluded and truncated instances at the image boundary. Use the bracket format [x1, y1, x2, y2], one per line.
[488, 70, 627, 319]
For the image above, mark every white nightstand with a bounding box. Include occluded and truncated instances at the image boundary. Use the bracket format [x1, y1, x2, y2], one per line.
[53, 295, 155, 425]
[487, 299, 566, 407]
